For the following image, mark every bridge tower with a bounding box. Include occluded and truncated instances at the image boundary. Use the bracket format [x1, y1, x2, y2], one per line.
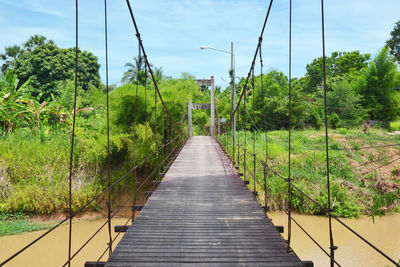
[188, 76, 215, 137]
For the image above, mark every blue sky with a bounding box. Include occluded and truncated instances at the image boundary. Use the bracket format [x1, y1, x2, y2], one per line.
[0, 0, 399, 88]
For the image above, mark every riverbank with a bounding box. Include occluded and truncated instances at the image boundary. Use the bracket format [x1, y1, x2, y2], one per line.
[0, 186, 143, 236]
[221, 128, 400, 217]
[0, 211, 106, 236]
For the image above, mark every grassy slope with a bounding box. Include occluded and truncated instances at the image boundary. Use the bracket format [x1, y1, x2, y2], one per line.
[221, 128, 400, 217]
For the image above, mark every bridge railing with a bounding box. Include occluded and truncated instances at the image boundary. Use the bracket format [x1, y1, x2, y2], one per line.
[0, 0, 188, 266]
[217, 0, 399, 266]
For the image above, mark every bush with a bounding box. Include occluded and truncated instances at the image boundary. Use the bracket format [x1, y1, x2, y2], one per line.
[389, 121, 400, 131]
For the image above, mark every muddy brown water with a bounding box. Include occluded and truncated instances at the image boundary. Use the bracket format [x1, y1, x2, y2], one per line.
[0, 217, 128, 267]
[269, 212, 400, 267]
[0, 214, 399, 267]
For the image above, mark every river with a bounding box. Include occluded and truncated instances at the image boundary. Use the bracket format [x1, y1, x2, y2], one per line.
[269, 212, 400, 267]
[0, 214, 399, 266]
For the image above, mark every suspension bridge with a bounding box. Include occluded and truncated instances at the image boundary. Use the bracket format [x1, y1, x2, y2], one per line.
[1, 0, 399, 267]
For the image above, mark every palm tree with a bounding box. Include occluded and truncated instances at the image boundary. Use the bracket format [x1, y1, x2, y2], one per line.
[23, 34, 53, 51]
[154, 66, 163, 82]
[122, 56, 153, 85]
[0, 45, 23, 74]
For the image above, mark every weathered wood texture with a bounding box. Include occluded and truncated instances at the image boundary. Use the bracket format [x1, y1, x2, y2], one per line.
[106, 136, 303, 267]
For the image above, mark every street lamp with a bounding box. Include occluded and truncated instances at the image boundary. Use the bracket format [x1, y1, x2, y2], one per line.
[200, 43, 236, 141]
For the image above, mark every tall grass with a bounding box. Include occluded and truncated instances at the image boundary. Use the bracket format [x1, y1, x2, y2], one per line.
[0, 128, 101, 213]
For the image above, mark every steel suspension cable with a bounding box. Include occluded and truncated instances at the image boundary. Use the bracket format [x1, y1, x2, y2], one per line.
[321, 1, 337, 265]
[103, 0, 113, 256]
[244, 84, 247, 184]
[287, 0, 293, 253]
[154, 68, 159, 175]
[132, 38, 141, 222]
[252, 68, 257, 195]
[67, 1, 79, 265]
[237, 98, 241, 169]
[125, 0, 184, 125]
[144, 62, 148, 186]
[259, 43, 268, 212]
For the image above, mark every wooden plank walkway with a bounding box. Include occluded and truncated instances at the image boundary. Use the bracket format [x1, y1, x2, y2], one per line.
[105, 136, 304, 267]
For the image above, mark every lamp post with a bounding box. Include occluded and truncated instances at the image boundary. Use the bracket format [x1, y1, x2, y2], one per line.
[200, 43, 236, 141]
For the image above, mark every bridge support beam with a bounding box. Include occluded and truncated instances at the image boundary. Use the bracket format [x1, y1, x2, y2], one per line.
[210, 76, 215, 137]
[84, 262, 106, 267]
[302, 261, 314, 267]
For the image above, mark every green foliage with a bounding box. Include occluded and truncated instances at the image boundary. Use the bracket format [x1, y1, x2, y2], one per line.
[371, 189, 400, 219]
[354, 47, 400, 122]
[304, 51, 370, 93]
[1, 35, 101, 103]
[0, 70, 36, 132]
[314, 182, 361, 218]
[321, 77, 367, 128]
[15, 42, 100, 101]
[0, 71, 199, 215]
[389, 121, 400, 131]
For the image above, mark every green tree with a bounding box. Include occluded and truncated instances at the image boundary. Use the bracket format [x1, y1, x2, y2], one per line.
[386, 20, 400, 62]
[355, 47, 400, 122]
[249, 70, 289, 130]
[304, 51, 370, 93]
[0, 45, 23, 74]
[14, 43, 100, 101]
[154, 66, 163, 83]
[319, 77, 366, 128]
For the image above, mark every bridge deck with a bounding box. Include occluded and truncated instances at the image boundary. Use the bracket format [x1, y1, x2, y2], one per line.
[106, 136, 303, 267]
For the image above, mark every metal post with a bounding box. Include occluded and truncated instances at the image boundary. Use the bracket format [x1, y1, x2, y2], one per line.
[218, 117, 220, 135]
[243, 91, 247, 183]
[231, 42, 236, 164]
[231, 42, 236, 141]
[188, 100, 193, 137]
[210, 76, 215, 137]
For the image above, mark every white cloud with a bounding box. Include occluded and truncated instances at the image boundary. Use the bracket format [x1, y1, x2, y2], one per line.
[0, 0, 68, 17]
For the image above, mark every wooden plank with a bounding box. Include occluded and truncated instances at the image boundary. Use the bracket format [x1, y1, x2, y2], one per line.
[105, 137, 303, 267]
